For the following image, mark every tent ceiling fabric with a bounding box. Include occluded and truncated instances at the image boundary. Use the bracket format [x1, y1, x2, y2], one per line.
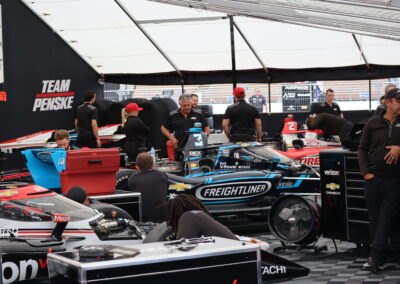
[23, 0, 400, 84]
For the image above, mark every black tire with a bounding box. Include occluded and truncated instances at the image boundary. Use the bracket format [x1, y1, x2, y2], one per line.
[94, 99, 114, 126]
[90, 202, 133, 220]
[116, 168, 136, 191]
[198, 104, 213, 117]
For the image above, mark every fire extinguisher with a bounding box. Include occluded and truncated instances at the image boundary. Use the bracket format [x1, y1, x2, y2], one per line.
[166, 141, 175, 161]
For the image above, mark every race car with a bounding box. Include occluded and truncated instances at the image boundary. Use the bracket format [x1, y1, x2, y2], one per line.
[0, 183, 309, 283]
[0, 124, 125, 153]
[0, 183, 148, 283]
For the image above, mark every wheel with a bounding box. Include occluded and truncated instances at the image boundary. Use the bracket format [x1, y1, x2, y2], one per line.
[116, 168, 136, 191]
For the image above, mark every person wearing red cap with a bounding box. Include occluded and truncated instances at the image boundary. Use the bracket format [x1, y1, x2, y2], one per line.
[124, 102, 150, 163]
[222, 87, 262, 143]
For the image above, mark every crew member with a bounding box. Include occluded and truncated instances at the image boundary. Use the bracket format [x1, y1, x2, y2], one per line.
[128, 153, 168, 223]
[191, 93, 200, 109]
[375, 84, 396, 115]
[161, 94, 210, 149]
[124, 103, 150, 163]
[312, 89, 343, 118]
[65, 186, 132, 219]
[74, 91, 100, 148]
[248, 88, 266, 113]
[165, 194, 238, 240]
[222, 87, 262, 143]
[306, 113, 353, 146]
[358, 88, 400, 272]
[54, 129, 79, 150]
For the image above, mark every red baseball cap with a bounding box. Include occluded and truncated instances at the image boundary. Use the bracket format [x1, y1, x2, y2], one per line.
[126, 103, 143, 112]
[233, 87, 246, 97]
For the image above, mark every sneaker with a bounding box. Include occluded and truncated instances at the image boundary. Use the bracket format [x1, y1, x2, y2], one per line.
[362, 257, 384, 273]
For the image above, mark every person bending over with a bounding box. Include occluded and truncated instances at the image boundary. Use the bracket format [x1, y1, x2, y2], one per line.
[66, 186, 132, 219]
[128, 152, 168, 223]
[165, 194, 238, 240]
[306, 113, 353, 147]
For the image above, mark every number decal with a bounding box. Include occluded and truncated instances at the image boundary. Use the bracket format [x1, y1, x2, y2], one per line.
[193, 134, 203, 147]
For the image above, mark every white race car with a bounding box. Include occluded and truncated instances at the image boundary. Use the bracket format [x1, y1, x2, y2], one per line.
[0, 124, 125, 153]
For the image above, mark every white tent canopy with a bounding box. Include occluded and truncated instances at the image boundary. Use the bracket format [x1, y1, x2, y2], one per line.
[23, 0, 400, 83]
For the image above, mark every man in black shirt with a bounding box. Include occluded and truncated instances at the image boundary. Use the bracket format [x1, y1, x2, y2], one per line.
[375, 84, 396, 115]
[248, 88, 266, 113]
[161, 94, 210, 149]
[312, 89, 343, 117]
[222, 87, 262, 143]
[128, 153, 168, 223]
[306, 113, 353, 145]
[124, 103, 150, 162]
[358, 88, 400, 272]
[190, 93, 200, 109]
[74, 91, 100, 148]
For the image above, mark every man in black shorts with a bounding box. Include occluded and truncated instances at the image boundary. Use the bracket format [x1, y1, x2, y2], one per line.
[161, 94, 210, 149]
[306, 113, 353, 146]
[222, 87, 262, 143]
[74, 91, 100, 148]
[128, 153, 168, 223]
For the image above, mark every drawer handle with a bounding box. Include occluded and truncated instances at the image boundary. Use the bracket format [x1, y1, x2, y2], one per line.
[88, 160, 102, 164]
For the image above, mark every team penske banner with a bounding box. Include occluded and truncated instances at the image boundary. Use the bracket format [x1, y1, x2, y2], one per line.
[32, 79, 74, 112]
[0, 0, 102, 143]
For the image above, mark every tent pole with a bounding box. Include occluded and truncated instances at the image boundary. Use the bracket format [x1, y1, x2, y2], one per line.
[229, 15, 237, 89]
[369, 76, 372, 110]
[181, 80, 185, 95]
[114, 0, 184, 82]
[268, 81, 271, 113]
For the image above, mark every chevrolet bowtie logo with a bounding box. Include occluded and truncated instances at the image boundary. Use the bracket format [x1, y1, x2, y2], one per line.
[326, 183, 340, 190]
[169, 183, 191, 191]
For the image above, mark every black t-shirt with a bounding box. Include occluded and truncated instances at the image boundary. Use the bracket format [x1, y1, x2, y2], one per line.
[75, 103, 98, 132]
[224, 100, 260, 136]
[163, 108, 208, 144]
[315, 102, 342, 116]
[177, 211, 238, 240]
[309, 113, 347, 135]
[124, 116, 150, 145]
[248, 95, 266, 113]
[128, 169, 168, 223]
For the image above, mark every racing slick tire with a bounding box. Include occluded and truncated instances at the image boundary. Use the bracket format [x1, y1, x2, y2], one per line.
[116, 169, 136, 191]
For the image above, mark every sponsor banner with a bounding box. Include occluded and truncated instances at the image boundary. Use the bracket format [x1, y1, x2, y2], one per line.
[195, 181, 271, 201]
[32, 79, 75, 112]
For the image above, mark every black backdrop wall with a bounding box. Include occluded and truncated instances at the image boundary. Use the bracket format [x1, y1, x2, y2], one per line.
[0, 0, 102, 142]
